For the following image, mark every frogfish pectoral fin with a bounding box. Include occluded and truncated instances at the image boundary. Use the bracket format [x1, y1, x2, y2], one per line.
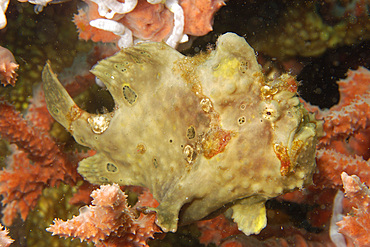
[42, 61, 79, 130]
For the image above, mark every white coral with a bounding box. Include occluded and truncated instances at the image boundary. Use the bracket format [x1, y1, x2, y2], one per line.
[0, 0, 9, 29]
[329, 190, 346, 247]
[164, 0, 185, 48]
[89, 18, 133, 49]
[90, 0, 138, 19]
[27, 0, 52, 7]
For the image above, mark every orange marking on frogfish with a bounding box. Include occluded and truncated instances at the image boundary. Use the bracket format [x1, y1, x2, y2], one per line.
[273, 143, 292, 176]
[287, 77, 298, 93]
[202, 127, 232, 159]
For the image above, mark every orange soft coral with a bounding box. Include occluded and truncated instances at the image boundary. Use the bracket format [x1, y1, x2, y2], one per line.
[0, 99, 79, 225]
[0, 46, 18, 87]
[313, 67, 370, 188]
[182, 0, 225, 36]
[319, 93, 370, 151]
[73, 0, 224, 47]
[47, 183, 161, 247]
[338, 172, 370, 247]
[317, 67, 370, 156]
[119, 0, 173, 41]
[73, 0, 120, 43]
[74, 0, 174, 43]
[330, 67, 370, 111]
[315, 149, 370, 188]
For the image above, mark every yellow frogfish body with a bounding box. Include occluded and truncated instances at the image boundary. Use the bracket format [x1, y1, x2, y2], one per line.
[42, 33, 322, 235]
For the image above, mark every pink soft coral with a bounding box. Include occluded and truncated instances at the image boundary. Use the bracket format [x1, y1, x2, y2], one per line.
[0, 46, 18, 87]
[0, 224, 13, 247]
[47, 184, 161, 247]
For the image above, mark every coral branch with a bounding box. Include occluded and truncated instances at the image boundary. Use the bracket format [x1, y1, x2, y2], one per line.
[0, 100, 79, 225]
[0, 224, 13, 247]
[0, 100, 58, 160]
[312, 67, 370, 190]
[315, 149, 370, 188]
[319, 92, 370, 147]
[332, 67, 370, 111]
[0, 46, 18, 86]
[26, 87, 55, 131]
[47, 184, 161, 247]
[317, 67, 370, 159]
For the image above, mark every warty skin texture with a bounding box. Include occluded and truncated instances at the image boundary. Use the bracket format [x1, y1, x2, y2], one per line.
[42, 33, 322, 235]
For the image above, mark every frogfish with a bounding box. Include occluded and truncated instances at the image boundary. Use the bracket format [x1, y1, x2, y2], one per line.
[42, 33, 322, 235]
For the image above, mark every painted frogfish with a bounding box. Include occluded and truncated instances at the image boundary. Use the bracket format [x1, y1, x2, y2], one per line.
[42, 33, 322, 235]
